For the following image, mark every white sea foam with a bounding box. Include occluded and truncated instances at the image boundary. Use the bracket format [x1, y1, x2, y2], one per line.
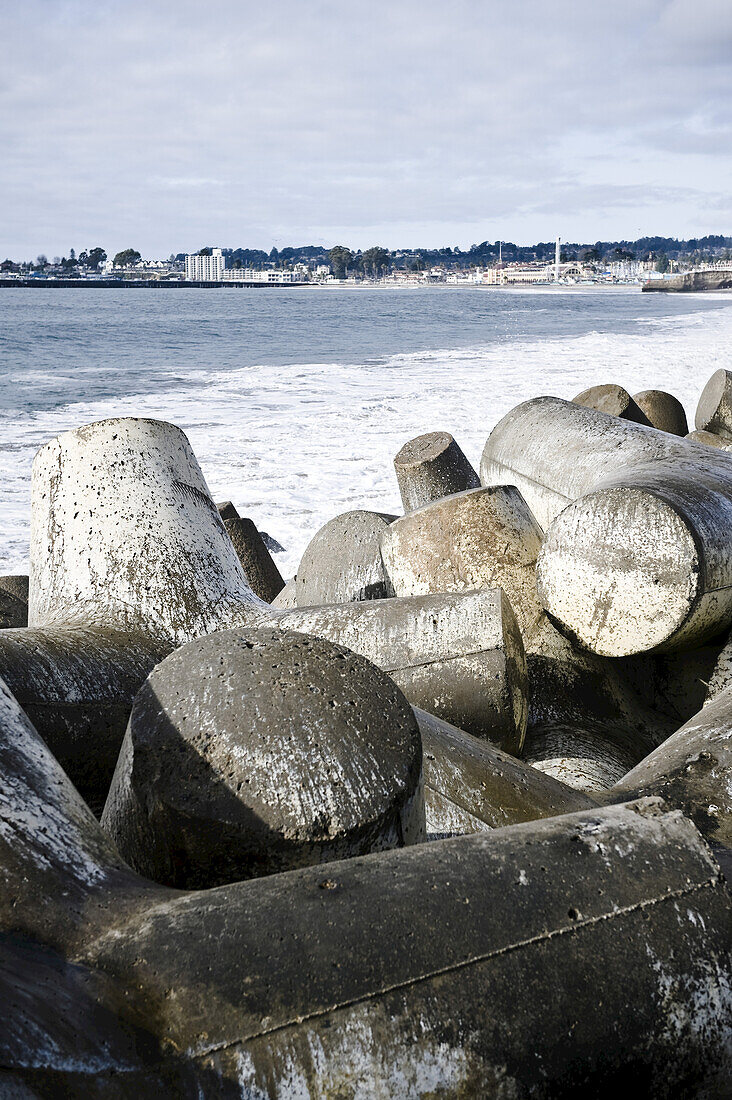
[2, 295, 732, 580]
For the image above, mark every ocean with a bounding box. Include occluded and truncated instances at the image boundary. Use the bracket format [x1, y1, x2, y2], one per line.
[1, 284, 731, 580]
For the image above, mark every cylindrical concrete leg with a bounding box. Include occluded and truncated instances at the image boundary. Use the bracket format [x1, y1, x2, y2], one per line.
[0, 626, 168, 814]
[572, 383, 650, 424]
[536, 483, 724, 656]
[223, 514, 285, 603]
[522, 615, 670, 792]
[695, 367, 732, 439]
[102, 628, 424, 886]
[632, 389, 688, 435]
[380, 485, 544, 637]
[1, 690, 731, 1097]
[254, 588, 528, 753]
[415, 707, 597, 839]
[94, 801, 732, 1097]
[687, 428, 732, 451]
[393, 431, 480, 512]
[0, 575, 28, 628]
[270, 576, 297, 608]
[522, 721, 641, 792]
[295, 510, 396, 606]
[603, 683, 732, 850]
[29, 417, 262, 645]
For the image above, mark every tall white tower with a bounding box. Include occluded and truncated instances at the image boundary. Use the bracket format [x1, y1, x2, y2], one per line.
[555, 237, 561, 282]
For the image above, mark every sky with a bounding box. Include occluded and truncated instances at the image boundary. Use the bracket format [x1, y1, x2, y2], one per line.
[1, 0, 731, 259]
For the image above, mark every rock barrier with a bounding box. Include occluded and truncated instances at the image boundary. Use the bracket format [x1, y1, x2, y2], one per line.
[2, 373, 732, 1095]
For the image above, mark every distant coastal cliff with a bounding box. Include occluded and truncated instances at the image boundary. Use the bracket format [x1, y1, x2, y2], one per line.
[643, 269, 732, 292]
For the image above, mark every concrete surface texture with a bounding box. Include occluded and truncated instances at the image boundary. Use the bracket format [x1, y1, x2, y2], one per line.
[102, 628, 425, 886]
[295, 509, 396, 605]
[380, 485, 544, 637]
[218, 504, 285, 603]
[632, 388, 688, 435]
[261, 588, 529, 753]
[572, 382, 651, 424]
[3, 377, 732, 1095]
[482, 396, 732, 655]
[1, 680, 730, 1096]
[393, 430, 480, 512]
[686, 427, 732, 451]
[695, 367, 732, 439]
[29, 417, 264, 645]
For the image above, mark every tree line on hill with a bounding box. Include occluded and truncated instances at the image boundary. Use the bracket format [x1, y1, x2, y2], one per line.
[3, 234, 731, 277]
[186, 235, 732, 277]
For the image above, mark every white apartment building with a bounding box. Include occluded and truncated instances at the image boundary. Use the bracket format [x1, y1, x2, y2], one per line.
[185, 248, 225, 281]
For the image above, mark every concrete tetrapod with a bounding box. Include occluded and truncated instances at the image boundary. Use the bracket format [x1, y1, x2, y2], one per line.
[248, 588, 529, 754]
[632, 389, 688, 435]
[295, 509, 396, 606]
[0, 418, 265, 810]
[216, 501, 285, 603]
[695, 367, 732, 439]
[481, 396, 732, 655]
[2, 682, 731, 1097]
[393, 431, 480, 513]
[414, 707, 597, 839]
[102, 628, 425, 887]
[572, 383, 650, 424]
[3, 417, 531, 809]
[380, 484, 544, 636]
[378, 481, 667, 790]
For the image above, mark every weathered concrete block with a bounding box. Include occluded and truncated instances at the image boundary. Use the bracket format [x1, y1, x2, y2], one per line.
[216, 499, 239, 521]
[695, 367, 732, 439]
[572, 383, 650, 424]
[603, 684, 732, 851]
[102, 629, 424, 886]
[0, 574, 28, 628]
[687, 428, 732, 451]
[295, 509, 396, 606]
[224, 514, 285, 603]
[414, 706, 596, 838]
[2, 690, 730, 1099]
[4, 418, 267, 809]
[30, 417, 263, 645]
[482, 396, 732, 655]
[381, 485, 544, 636]
[393, 430, 479, 512]
[632, 388, 688, 435]
[251, 588, 529, 753]
[216, 500, 285, 602]
[270, 575, 297, 607]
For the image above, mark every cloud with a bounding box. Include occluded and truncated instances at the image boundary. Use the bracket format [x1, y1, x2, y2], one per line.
[0, 0, 730, 256]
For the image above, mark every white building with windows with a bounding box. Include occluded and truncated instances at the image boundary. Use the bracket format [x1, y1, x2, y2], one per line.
[222, 268, 302, 284]
[185, 248, 225, 281]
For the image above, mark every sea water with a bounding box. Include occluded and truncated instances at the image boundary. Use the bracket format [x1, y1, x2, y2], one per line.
[1, 284, 731, 579]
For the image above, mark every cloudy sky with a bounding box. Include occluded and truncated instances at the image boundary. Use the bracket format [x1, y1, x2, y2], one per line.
[1, 0, 731, 258]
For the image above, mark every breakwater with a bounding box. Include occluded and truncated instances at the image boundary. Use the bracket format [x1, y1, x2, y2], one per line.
[643, 269, 732, 292]
[1, 366, 732, 1094]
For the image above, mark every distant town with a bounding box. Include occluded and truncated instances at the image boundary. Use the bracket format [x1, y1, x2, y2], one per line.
[2, 234, 732, 287]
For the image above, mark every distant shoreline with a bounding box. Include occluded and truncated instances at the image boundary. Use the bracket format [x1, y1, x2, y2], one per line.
[0, 278, 310, 289]
[0, 277, 644, 291]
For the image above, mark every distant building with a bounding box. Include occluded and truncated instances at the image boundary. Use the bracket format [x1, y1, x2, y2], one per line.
[185, 248, 224, 281]
[222, 268, 303, 284]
